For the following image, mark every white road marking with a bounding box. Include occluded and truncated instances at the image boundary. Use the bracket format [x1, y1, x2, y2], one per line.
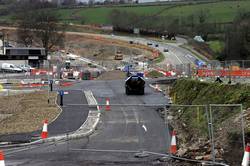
[142, 125, 147, 132]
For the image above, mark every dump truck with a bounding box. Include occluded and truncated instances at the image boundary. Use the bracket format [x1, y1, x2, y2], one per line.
[114, 51, 123, 60]
[125, 75, 145, 95]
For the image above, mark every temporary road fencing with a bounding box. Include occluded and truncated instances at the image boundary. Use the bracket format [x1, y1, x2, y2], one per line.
[65, 103, 245, 165]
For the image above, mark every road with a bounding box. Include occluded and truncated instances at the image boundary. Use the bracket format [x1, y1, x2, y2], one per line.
[104, 35, 205, 66]
[4, 79, 170, 165]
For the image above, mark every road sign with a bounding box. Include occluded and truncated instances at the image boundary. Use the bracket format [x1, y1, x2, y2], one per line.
[58, 90, 64, 106]
[58, 90, 69, 95]
[59, 90, 64, 96]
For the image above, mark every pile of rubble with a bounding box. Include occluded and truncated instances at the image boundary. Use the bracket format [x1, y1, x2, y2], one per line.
[177, 141, 224, 161]
[156, 107, 225, 161]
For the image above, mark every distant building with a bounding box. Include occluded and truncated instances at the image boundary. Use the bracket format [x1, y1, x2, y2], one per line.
[0, 47, 47, 67]
[0, 36, 46, 67]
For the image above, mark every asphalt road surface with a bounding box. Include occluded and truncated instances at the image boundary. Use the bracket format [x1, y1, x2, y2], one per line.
[4, 79, 170, 165]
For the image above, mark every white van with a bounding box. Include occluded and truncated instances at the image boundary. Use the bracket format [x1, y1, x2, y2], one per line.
[1, 63, 23, 73]
[17, 64, 34, 72]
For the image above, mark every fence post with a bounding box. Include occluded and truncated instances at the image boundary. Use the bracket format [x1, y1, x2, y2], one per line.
[240, 104, 246, 150]
[205, 105, 212, 153]
[209, 104, 216, 162]
[164, 105, 170, 153]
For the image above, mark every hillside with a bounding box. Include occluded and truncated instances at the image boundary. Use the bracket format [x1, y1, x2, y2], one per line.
[54, 1, 250, 24]
[1, 1, 250, 25]
[169, 79, 250, 164]
[170, 79, 250, 108]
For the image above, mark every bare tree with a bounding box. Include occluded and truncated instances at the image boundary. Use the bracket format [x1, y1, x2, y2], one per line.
[31, 11, 65, 55]
[16, 4, 65, 54]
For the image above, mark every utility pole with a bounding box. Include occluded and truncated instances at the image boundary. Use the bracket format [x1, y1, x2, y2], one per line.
[47, 54, 51, 104]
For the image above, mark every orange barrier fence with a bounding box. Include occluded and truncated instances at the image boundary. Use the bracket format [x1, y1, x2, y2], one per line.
[31, 69, 54, 75]
[197, 69, 250, 77]
[60, 82, 74, 87]
[19, 83, 48, 88]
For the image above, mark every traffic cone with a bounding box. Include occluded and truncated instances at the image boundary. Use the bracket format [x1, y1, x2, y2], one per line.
[155, 84, 160, 91]
[105, 98, 110, 111]
[170, 130, 177, 154]
[0, 150, 5, 166]
[242, 143, 250, 166]
[97, 99, 102, 111]
[41, 119, 48, 139]
[97, 104, 101, 111]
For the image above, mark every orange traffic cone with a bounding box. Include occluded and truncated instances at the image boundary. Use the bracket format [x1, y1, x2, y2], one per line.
[170, 130, 177, 154]
[97, 99, 102, 111]
[155, 84, 161, 92]
[97, 104, 101, 111]
[41, 119, 48, 139]
[242, 143, 250, 166]
[0, 150, 5, 166]
[105, 98, 111, 111]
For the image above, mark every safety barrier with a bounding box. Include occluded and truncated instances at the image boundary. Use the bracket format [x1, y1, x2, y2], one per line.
[197, 69, 250, 77]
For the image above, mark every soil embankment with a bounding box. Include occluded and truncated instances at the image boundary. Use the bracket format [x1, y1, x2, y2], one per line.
[169, 79, 250, 165]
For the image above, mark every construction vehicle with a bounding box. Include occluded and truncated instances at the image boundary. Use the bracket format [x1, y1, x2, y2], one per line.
[114, 51, 123, 60]
[125, 75, 145, 95]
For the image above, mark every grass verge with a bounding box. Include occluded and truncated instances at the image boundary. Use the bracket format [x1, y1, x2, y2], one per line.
[153, 52, 165, 63]
[0, 91, 60, 135]
[207, 40, 224, 54]
[147, 70, 164, 78]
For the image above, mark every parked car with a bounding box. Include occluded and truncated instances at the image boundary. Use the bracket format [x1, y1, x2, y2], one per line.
[1, 63, 23, 73]
[17, 64, 34, 72]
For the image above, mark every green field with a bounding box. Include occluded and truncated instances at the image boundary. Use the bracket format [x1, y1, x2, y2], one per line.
[159, 1, 250, 23]
[52, 0, 250, 25]
[55, 5, 169, 24]
[0, 1, 250, 25]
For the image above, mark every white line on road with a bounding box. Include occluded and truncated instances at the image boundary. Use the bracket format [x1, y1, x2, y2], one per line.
[142, 125, 147, 132]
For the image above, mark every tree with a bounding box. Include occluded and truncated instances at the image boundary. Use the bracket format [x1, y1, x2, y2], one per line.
[32, 11, 65, 54]
[195, 9, 210, 41]
[17, 25, 33, 47]
[16, 5, 65, 55]
[222, 13, 250, 61]
[62, 0, 76, 6]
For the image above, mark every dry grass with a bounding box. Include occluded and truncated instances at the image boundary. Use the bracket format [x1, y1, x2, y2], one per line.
[0, 91, 60, 135]
[97, 70, 126, 80]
